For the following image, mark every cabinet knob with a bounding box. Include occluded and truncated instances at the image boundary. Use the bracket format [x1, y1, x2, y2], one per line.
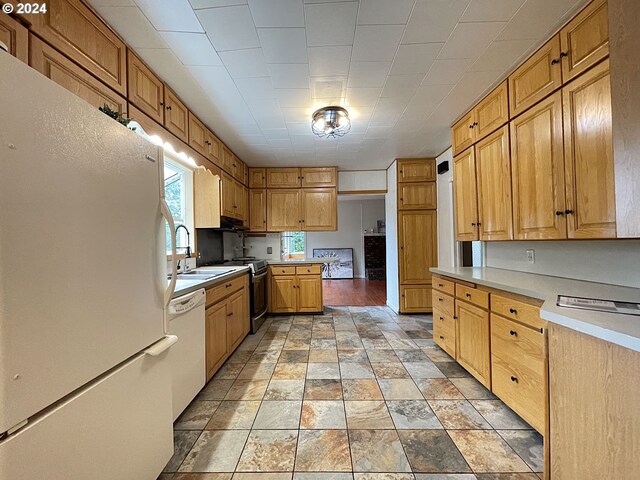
[477, 222, 481, 226]
[439, 335, 444, 340]
[438, 298, 443, 302]
[439, 316, 444, 320]
[555, 211, 565, 216]
[453, 315, 458, 320]
[551, 58, 560, 65]
[509, 308, 517, 314]
[159, 102, 165, 106]
[438, 284, 444, 287]
[473, 122, 478, 127]
[227, 312, 233, 317]
[560, 51, 569, 58]
[510, 376, 518, 383]
[565, 209, 574, 215]
[509, 330, 518, 336]
[465, 293, 471, 298]
[471, 222, 476, 226]
[166, 105, 172, 111]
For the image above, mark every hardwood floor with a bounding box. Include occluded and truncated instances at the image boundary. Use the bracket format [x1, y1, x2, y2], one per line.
[323, 279, 387, 306]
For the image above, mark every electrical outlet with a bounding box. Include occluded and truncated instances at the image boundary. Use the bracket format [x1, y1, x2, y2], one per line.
[267, 247, 273, 254]
[526, 249, 535, 264]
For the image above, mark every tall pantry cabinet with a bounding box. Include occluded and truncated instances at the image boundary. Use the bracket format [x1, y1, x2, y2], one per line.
[396, 159, 438, 313]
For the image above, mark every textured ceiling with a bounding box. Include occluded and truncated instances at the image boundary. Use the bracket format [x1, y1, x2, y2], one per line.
[87, 0, 589, 169]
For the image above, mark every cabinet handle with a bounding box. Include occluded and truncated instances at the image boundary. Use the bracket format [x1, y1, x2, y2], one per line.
[555, 211, 565, 216]
[509, 330, 518, 336]
[400, 198, 403, 201]
[510, 376, 518, 383]
[551, 58, 560, 65]
[465, 293, 471, 298]
[509, 308, 517, 314]
[453, 315, 458, 319]
[473, 122, 478, 127]
[565, 209, 574, 215]
[471, 222, 476, 226]
[439, 316, 444, 320]
[439, 335, 444, 339]
[469, 124, 474, 129]
[227, 312, 233, 317]
[477, 222, 481, 226]
[438, 298, 443, 302]
[438, 283, 444, 287]
[159, 102, 165, 106]
[226, 283, 232, 288]
[560, 51, 569, 58]
[166, 105, 172, 111]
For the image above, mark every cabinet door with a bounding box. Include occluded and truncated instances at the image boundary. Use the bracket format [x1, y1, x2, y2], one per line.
[0, 12, 28, 63]
[456, 301, 491, 388]
[297, 275, 323, 313]
[270, 276, 297, 313]
[476, 126, 514, 241]
[222, 147, 234, 174]
[249, 168, 267, 188]
[29, 0, 127, 95]
[301, 167, 337, 187]
[398, 183, 437, 210]
[563, 61, 615, 238]
[188, 113, 207, 156]
[194, 167, 221, 228]
[302, 188, 337, 231]
[453, 148, 479, 241]
[475, 80, 509, 141]
[164, 87, 188, 143]
[398, 210, 437, 285]
[233, 181, 245, 221]
[221, 172, 236, 218]
[509, 35, 563, 117]
[232, 155, 243, 181]
[400, 285, 433, 313]
[249, 189, 267, 232]
[397, 159, 436, 182]
[560, 0, 609, 82]
[227, 289, 248, 352]
[267, 189, 301, 232]
[510, 92, 567, 240]
[127, 52, 164, 124]
[205, 131, 221, 164]
[206, 302, 228, 380]
[452, 111, 476, 156]
[29, 36, 127, 114]
[267, 168, 301, 188]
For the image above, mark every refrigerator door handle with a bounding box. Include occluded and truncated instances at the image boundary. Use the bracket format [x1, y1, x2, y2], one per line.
[161, 198, 177, 308]
[144, 335, 178, 356]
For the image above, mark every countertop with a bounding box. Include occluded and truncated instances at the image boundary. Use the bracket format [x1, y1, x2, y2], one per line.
[431, 266, 640, 352]
[172, 266, 250, 298]
[267, 258, 339, 265]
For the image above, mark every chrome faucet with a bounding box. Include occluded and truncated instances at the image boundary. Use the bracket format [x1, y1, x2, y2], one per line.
[175, 224, 191, 258]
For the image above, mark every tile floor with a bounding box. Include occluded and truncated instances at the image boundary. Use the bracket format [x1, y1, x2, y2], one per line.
[159, 306, 544, 480]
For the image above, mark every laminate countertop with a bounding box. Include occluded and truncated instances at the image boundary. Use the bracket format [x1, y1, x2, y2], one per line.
[172, 266, 251, 298]
[267, 258, 339, 265]
[430, 266, 640, 352]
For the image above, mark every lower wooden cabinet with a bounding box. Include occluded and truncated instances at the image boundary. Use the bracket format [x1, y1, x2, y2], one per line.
[456, 300, 491, 388]
[205, 274, 250, 380]
[269, 266, 323, 313]
[400, 285, 433, 313]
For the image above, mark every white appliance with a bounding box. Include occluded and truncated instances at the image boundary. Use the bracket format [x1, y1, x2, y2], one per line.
[167, 288, 206, 420]
[0, 52, 178, 479]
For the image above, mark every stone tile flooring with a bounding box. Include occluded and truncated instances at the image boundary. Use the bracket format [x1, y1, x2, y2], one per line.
[159, 306, 544, 480]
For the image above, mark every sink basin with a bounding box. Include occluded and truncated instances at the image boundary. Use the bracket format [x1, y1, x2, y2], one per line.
[173, 269, 235, 280]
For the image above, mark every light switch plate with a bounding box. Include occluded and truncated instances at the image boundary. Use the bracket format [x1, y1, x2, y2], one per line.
[526, 249, 535, 264]
[267, 247, 273, 254]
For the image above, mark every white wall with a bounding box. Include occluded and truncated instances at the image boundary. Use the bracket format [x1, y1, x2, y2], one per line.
[485, 240, 640, 288]
[305, 197, 385, 278]
[243, 233, 281, 260]
[338, 170, 387, 193]
[436, 148, 456, 269]
[385, 162, 399, 312]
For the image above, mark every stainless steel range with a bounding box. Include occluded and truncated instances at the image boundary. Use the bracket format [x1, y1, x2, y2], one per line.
[224, 257, 268, 333]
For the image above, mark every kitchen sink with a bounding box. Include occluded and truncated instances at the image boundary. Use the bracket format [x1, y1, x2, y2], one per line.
[172, 269, 235, 280]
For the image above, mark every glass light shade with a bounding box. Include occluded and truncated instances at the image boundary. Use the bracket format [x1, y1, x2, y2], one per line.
[311, 106, 351, 137]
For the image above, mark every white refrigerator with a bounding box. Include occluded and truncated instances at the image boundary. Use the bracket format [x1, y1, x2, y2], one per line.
[0, 52, 178, 479]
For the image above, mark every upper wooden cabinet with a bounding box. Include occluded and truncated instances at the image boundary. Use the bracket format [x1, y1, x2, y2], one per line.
[204, 130, 221, 164]
[476, 126, 514, 241]
[267, 168, 301, 188]
[234, 182, 247, 222]
[301, 188, 337, 231]
[222, 147, 234, 175]
[560, 0, 609, 82]
[127, 52, 164, 124]
[475, 81, 509, 140]
[398, 183, 437, 210]
[452, 111, 477, 157]
[249, 189, 267, 232]
[562, 60, 615, 238]
[188, 113, 207, 154]
[164, 87, 188, 143]
[510, 92, 567, 240]
[397, 158, 436, 182]
[194, 167, 221, 229]
[28, 0, 127, 95]
[0, 12, 27, 63]
[249, 168, 266, 188]
[398, 210, 437, 285]
[267, 189, 301, 231]
[453, 148, 479, 241]
[509, 35, 563, 117]
[29, 35, 127, 114]
[221, 172, 236, 218]
[300, 167, 337, 187]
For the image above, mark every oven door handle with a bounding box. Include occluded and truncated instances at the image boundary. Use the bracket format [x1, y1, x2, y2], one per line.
[253, 306, 268, 322]
[253, 270, 268, 281]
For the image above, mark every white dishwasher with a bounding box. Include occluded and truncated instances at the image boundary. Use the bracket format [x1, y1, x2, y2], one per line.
[167, 288, 206, 421]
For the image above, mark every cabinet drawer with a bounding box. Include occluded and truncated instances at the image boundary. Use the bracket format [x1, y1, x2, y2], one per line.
[491, 294, 545, 330]
[491, 314, 545, 373]
[491, 355, 545, 433]
[432, 291, 454, 317]
[456, 284, 489, 309]
[433, 312, 456, 359]
[433, 276, 455, 296]
[296, 265, 321, 275]
[206, 275, 246, 306]
[271, 266, 297, 276]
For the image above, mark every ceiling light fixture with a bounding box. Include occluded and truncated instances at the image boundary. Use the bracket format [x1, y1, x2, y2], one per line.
[311, 106, 351, 138]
